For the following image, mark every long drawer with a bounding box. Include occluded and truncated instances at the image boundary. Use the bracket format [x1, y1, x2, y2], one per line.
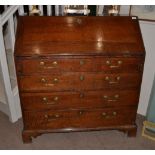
[21, 90, 139, 110]
[19, 73, 142, 92]
[16, 57, 144, 75]
[23, 107, 137, 130]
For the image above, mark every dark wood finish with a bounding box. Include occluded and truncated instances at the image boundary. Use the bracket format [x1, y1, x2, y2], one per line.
[15, 16, 145, 57]
[16, 57, 144, 74]
[19, 73, 142, 92]
[21, 90, 139, 110]
[23, 107, 137, 130]
[22, 124, 137, 143]
[14, 16, 145, 143]
[127, 127, 137, 137]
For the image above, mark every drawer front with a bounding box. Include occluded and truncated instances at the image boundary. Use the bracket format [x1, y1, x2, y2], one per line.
[21, 90, 139, 110]
[16, 57, 144, 75]
[19, 73, 142, 92]
[24, 107, 137, 130]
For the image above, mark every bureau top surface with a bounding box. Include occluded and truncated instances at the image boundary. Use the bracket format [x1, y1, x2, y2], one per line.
[15, 16, 145, 57]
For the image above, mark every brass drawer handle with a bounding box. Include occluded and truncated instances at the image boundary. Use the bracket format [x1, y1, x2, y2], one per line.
[44, 102, 58, 105]
[107, 99, 117, 102]
[105, 76, 121, 84]
[43, 96, 59, 101]
[42, 97, 59, 105]
[109, 65, 120, 68]
[103, 94, 119, 102]
[41, 78, 59, 86]
[109, 81, 118, 84]
[80, 75, 85, 81]
[102, 112, 110, 119]
[40, 61, 58, 69]
[101, 111, 117, 119]
[44, 114, 61, 120]
[44, 66, 56, 69]
[106, 60, 122, 68]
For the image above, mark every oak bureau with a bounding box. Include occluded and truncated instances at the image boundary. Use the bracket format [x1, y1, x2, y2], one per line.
[14, 16, 145, 143]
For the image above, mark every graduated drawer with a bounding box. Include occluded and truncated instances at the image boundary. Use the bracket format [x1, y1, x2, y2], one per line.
[16, 57, 144, 75]
[23, 107, 137, 130]
[21, 90, 139, 110]
[19, 73, 142, 92]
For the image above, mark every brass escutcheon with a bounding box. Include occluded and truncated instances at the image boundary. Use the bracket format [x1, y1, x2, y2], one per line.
[80, 75, 85, 81]
[80, 60, 85, 65]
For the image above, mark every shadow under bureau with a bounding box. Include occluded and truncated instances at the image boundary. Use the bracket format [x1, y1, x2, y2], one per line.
[14, 16, 145, 143]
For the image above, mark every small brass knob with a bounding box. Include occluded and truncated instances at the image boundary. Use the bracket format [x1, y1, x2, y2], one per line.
[118, 61, 122, 65]
[41, 78, 46, 83]
[80, 60, 85, 65]
[114, 94, 119, 99]
[113, 111, 117, 116]
[40, 61, 45, 65]
[105, 76, 109, 81]
[53, 78, 59, 83]
[80, 75, 85, 81]
[106, 60, 111, 65]
[52, 61, 58, 66]
[116, 76, 121, 81]
[54, 96, 59, 101]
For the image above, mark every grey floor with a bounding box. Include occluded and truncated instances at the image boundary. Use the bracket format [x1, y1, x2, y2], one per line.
[0, 111, 155, 150]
